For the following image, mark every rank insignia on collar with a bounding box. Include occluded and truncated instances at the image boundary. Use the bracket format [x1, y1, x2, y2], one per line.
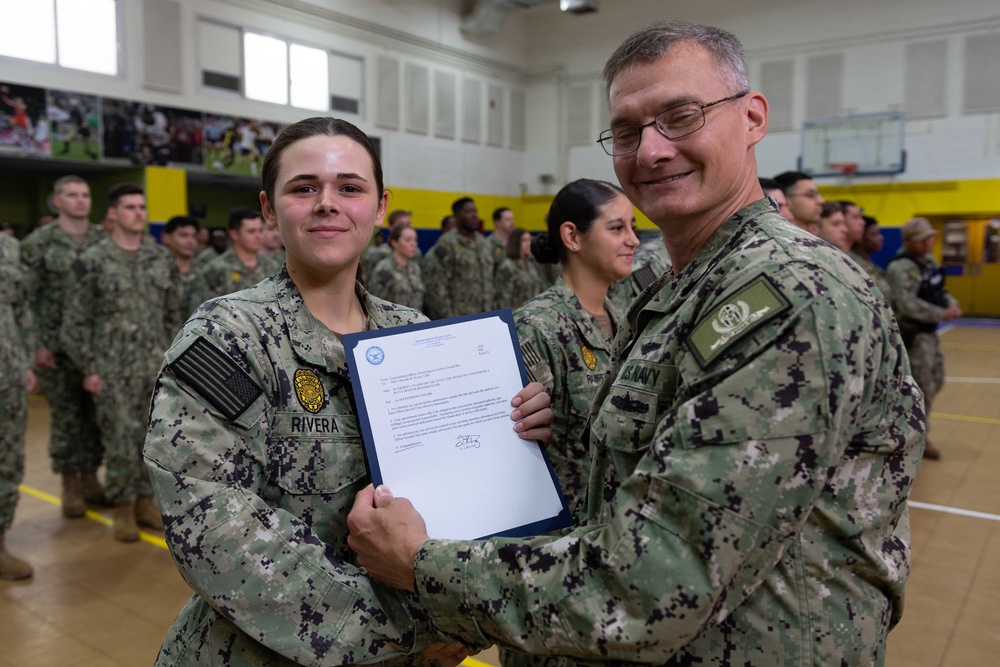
[294, 369, 325, 413]
[231, 271, 242, 283]
[580, 342, 597, 370]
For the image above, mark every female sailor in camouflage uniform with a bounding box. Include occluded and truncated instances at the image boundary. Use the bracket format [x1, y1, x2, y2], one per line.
[143, 117, 551, 666]
[368, 224, 424, 311]
[494, 228, 545, 311]
[515, 180, 637, 522]
[502, 179, 637, 667]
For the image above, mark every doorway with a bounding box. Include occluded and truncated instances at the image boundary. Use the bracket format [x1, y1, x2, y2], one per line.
[934, 217, 1000, 316]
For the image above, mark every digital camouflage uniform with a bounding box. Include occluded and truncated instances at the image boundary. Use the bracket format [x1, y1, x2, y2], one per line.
[193, 245, 223, 270]
[486, 233, 507, 271]
[850, 250, 894, 309]
[412, 200, 924, 666]
[515, 278, 621, 523]
[61, 236, 181, 506]
[188, 248, 280, 314]
[144, 271, 450, 666]
[361, 243, 391, 284]
[362, 243, 421, 285]
[533, 258, 562, 289]
[0, 235, 33, 532]
[885, 250, 956, 415]
[264, 248, 286, 267]
[607, 232, 671, 315]
[494, 258, 544, 312]
[162, 245, 202, 320]
[368, 256, 425, 311]
[19, 222, 104, 474]
[421, 230, 495, 319]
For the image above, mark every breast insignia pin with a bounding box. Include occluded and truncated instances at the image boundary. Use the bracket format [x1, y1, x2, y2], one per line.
[294, 368, 325, 413]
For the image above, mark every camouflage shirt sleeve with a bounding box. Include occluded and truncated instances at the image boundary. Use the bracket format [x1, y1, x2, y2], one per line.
[885, 256, 947, 323]
[60, 251, 98, 376]
[18, 231, 50, 352]
[421, 241, 453, 320]
[144, 312, 449, 665]
[0, 237, 33, 380]
[187, 269, 212, 315]
[412, 256, 920, 663]
[367, 257, 395, 303]
[494, 259, 518, 312]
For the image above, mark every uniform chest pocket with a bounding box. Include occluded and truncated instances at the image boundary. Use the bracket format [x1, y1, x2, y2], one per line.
[455, 245, 484, 272]
[595, 359, 677, 455]
[563, 369, 607, 428]
[267, 411, 366, 495]
[44, 250, 73, 273]
[148, 264, 173, 291]
[0, 273, 20, 304]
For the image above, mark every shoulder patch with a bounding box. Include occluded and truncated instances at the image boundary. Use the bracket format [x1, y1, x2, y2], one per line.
[521, 340, 543, 368]
[170, 336, 262, 420]
[520, 340, 552, 386]
[687, 274, 792, 368]
[632, 265, 658, 291]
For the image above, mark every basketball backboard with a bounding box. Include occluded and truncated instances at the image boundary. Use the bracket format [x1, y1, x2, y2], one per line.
[799, 112, 905, 177]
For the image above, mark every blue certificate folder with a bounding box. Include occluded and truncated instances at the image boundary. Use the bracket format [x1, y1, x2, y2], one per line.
[344, 309, 571, 540]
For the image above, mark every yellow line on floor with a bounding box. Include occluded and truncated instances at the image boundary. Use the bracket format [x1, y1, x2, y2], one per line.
[18, 483, 169, 549]
[930, 412, 1000, 426]
[24, 486, 494, 666]
[941, 343, 1000, 352]
[462, 658, 493, 667]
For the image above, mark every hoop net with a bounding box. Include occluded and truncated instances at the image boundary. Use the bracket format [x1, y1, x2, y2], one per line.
[828, 161, 859, 176]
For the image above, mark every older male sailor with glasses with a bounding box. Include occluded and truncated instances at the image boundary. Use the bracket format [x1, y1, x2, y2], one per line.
[349, 20, 924, 666]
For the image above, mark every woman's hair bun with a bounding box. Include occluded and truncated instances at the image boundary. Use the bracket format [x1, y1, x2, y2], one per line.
[531, 231, 561, 264]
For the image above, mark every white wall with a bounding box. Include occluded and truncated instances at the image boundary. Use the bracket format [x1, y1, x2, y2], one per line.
[3, 0, 999, 197]
[0, 0, 532, 196]
[520, 0, 1000, 189]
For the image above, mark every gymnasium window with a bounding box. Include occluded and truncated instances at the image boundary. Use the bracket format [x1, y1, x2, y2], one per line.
[243, 32, 329, 111]
[199, 18, 333, 113]
[0, 0, 119, 76]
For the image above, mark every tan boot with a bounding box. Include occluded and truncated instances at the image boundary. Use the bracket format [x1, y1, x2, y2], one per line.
[80, 470, 110, 506]
[113, 503, 140, 543]
[61, 472, 85, 518]
[923, 440, 942, 460]
[135, 497, 164, 531]
[0, 532, 33, 580]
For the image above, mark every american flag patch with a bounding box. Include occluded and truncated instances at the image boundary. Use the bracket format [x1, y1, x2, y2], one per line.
[521, 340, 543, 367]
[633, 265, 658, 291]
[170, 336, 262, 420]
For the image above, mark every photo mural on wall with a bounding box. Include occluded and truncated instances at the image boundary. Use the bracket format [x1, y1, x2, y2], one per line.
[204, 115, 283, 176]
[102, 98, 204, 166]
[0, 82, 50, 157]
[48, 91, 102, 161]
[1, 80, 304, 180]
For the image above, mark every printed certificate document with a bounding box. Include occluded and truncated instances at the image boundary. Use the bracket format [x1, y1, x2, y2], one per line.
[344, 310, 570, 540]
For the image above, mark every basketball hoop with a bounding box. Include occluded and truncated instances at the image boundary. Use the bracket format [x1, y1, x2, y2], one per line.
[828, 162, 859, 176]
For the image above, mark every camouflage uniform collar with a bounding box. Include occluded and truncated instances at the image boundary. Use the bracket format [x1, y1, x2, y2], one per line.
[273, 268, 382, 371]
[217, 246, 260, 269]
[612, 198, 774, 359]
[446, 229, 481, 247]
[47, 222, 104, 247]
[648, 198, 774, 309]
[551, 277, 621, 350]
[101, 233, 161, 259]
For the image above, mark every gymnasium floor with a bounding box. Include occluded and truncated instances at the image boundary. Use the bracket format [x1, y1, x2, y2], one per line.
[2, 321, 999, 666]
